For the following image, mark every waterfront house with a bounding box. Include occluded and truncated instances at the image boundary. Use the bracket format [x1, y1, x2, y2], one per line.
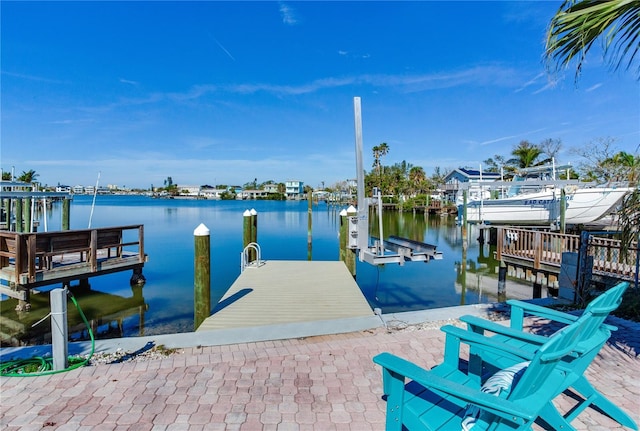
[442, 168, 501, 203]
[285, 180, 304, 200]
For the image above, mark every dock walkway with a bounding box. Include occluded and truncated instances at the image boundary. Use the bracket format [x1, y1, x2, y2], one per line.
[197, 260, 375, 332]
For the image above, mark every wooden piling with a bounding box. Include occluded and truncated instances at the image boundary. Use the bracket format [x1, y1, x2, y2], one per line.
[497, 260, 507, 301]
[23, 197, 32, 232]
[243, 210, 252, 261]
[15, 198, 23, 233]
[307, 190, 312, 261]
[194, 223, 211, 330]
[250, 208, 258, 261]
[560, 188, 566, 234]
[339, 209, 347, 263]
[62, 198, 71, 231]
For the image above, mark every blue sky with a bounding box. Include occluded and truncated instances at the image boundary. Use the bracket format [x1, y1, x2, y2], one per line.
[2, 1, 638, 190]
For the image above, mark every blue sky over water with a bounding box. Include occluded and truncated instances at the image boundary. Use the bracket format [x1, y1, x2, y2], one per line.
[2, 1, 638, 189]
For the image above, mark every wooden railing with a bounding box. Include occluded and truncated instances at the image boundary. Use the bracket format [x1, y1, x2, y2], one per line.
[589, 235, 639, 280]
[495, 226, 638, 281]
[0, 225, 145, 284]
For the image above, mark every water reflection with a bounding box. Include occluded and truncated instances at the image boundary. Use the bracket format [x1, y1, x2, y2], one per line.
[1, 282, 147, 347]
[1, 196, 537, 346]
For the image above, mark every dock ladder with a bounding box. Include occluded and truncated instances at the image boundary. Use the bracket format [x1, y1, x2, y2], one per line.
[241, 242, 265, 272]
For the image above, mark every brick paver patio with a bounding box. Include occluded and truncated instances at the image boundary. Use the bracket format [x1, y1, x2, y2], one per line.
[1, 315, 639, 430]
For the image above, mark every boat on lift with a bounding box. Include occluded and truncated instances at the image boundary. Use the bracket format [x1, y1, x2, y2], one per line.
[458, 164, 632, 226]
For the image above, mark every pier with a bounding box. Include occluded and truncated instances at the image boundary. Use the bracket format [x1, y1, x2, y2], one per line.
[197, 260, 375, 332]
[493, 226, 638, 289]
[0, 225, 147, 307]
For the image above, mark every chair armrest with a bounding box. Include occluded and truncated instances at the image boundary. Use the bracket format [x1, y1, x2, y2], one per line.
[440, 324, 535, 362]
[460, 315, 548, 345]
[507, 299, 578, 330]
[373, 352, 536, 424]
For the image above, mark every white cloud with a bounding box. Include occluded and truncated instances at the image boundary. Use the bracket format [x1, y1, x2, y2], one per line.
[279, 2, 297, 25]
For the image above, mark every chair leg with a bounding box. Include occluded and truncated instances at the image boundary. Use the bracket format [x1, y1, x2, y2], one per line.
[569, 377, 638, 430]
[538, 402, 578, 431]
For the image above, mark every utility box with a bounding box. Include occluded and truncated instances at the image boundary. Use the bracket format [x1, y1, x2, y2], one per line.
[559, 251, 593, 302]
[559, 252, 578, 301]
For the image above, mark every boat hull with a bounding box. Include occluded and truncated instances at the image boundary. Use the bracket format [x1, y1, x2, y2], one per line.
[460, 187, 631, 226]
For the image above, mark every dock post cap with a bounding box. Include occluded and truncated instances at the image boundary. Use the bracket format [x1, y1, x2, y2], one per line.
[339, 209, 347, 216]
[243, 209, 252, 217]
[194, 223, 210, 236]
[250, 208, 257, 215]
[346, 205, 357, 213]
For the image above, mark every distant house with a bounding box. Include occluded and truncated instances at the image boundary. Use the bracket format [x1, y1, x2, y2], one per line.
[442, 168, 501, 202]
[178, 185, 201, 196]
[72, 185, 84, 194]
[200, 186, 228, 200]
[239, 189, 268, 200]
[285, 180, 304, 200]
[263, 184, 279, 194]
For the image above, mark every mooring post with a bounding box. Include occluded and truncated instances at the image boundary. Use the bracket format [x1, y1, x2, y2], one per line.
[307, 190, 312, 261]
[497, 260, 507, 301]
[560, 188, 566, 234]
[15, 198, 23, 233]
[250, 208, 258, 261]
[23, 197, 32, 232]
[51, 288, 69, 371]
[339, 208, 347, 263]
[243, 210, 252, 262]
[62, 198, 71, 231]
[193, 223, 211, 330]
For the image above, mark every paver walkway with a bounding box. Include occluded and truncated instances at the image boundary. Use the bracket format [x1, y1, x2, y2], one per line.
[1, 316, 639, 430]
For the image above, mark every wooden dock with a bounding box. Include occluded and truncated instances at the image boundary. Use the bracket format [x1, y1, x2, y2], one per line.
[0, 225, 147, 305]
[197, 261, 375, 331]
[495, 227, 638, 280]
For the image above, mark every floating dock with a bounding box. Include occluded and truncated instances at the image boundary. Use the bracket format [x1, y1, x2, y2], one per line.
[197, 260, 375, 332]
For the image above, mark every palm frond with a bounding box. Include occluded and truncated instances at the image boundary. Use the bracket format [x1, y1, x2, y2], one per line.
[545, 0, 640, 81]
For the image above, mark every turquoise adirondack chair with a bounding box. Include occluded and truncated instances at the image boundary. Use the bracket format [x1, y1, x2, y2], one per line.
[373, 308, 605, 431]
[459, 281, 637, 430]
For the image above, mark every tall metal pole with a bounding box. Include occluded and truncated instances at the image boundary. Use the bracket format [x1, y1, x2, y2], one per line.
[353, 97, 368, 259]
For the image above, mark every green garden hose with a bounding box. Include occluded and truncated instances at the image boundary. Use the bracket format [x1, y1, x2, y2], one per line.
[0, 291, 95, 377]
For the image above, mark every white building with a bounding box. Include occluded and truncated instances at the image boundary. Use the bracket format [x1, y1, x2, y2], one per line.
[285, 180, 304, 200]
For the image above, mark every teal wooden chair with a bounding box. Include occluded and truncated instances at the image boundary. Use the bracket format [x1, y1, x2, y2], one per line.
[459, 281, 637, 430]
[373, 308, 603, 431]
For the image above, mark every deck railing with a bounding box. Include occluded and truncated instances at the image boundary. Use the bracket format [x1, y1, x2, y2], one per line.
[0, 225, 145, 284]
[495, 226, 638, 281]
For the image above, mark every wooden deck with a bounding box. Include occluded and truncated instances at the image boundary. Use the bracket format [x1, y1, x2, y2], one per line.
[197, 261, 374, 331]
[494, 226, 638, 284]
[0, 225, 147, 302]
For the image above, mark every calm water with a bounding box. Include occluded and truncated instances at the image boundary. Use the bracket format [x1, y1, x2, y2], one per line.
[2, 195, 513, 345]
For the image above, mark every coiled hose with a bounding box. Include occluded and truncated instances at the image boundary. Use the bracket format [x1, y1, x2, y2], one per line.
[0, 290, 95, 377]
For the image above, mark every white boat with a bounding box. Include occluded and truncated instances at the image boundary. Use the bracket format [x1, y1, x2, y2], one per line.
[458, 164, 633, 226]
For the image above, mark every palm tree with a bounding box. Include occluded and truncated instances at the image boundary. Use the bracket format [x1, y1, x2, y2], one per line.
[409, 166, 426, 195]
[545, 0, 640, 81]
[17, 169, 39, 183]
[372, 142, 390, 191]
[511, 141, 543, 168]
[546, 0, 640, 275]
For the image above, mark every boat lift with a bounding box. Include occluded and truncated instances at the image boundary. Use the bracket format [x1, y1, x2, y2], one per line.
[350, 97, 443, 266]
